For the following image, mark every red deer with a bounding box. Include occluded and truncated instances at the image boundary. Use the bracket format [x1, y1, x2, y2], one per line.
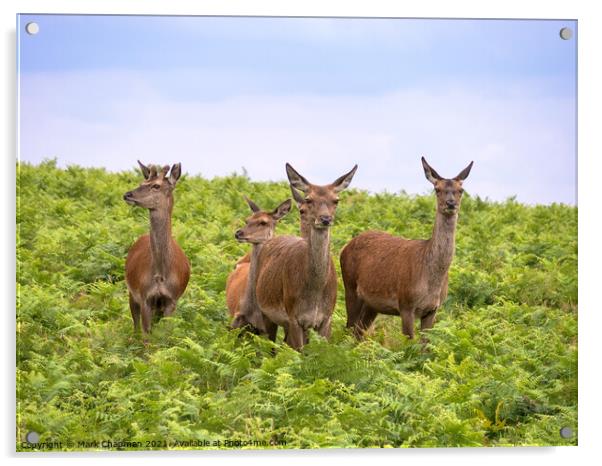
[226, 189, 310, 321]
[123, 161, 190, 339]
[235, 163, 357, 350]
[340, 157, 473, 340]
[226, 197, 292, 332]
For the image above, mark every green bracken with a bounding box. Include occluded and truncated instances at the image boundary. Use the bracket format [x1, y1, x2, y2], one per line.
[16, 160, 577, 450]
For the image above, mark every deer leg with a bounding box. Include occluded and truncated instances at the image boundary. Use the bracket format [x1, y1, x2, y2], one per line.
[317, 316, 332, 340]
[400, 309, 415, 339]
[345, 286, 364, 330]
[354, 304, 377, 339]
[265, 319, 278, 342]
[285, 320, 305, 351]
[141, 303, 152, 340]
[163, 300, 176, 317]
[420, 309, 437, 346]
[420, 309, 437, 331]
[129, 293, 141, 332]
[265, 322, 279, 356]
[231, 313, 249, 330]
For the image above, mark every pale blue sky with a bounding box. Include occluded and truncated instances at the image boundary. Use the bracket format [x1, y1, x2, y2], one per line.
[17, 15, 576, 204]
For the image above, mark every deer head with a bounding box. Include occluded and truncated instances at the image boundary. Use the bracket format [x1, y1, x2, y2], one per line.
[123, 160, 182, 210]
[234, 197, 292, 244]
[421, 156, 473, 216]
[285, 163, 357, 230]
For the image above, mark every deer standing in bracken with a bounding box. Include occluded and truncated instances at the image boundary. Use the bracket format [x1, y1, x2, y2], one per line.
[226, 188, 310, 321]
[340, 157, 472, 340]
[226, 196, 292, 339]
[235, 163, 357, 350]
[123, 161, 190, 339]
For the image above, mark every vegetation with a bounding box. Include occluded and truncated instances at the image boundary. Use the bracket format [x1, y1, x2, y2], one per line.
[16, 160, 577, 450]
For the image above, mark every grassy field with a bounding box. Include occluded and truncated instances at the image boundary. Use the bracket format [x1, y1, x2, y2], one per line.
[16, 160, 577, 450]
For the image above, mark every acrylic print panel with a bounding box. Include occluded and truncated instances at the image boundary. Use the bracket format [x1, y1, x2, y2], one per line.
[16, 14, 577, 451]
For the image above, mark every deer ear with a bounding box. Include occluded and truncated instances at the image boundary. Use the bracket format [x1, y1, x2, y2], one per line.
[271, 199, 292, 221]
[421, 156, 442, 185]
[244, 196, 261, 213]
[454, 161, 474, 181]
[169, 163, 182, 185]
[285, 163, 311, 193]
[290, 185, 305, 207]
[137, 160, 151, 179]
[332, 164, 358, 193]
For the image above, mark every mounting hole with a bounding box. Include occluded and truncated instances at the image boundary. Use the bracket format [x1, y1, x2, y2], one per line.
[25, 22, 39, 35]
[560, 426, 573, 438]
[25, 431, 40, 443]
[559, 27, 573, 40]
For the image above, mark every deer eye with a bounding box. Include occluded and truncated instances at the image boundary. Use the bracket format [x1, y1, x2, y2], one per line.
[152, 184, 161, 190]
[458, 188, 464, 194]
[259, 221, 268, 226]
[333, 199, 339, 205]
[305, 198, 313, 204]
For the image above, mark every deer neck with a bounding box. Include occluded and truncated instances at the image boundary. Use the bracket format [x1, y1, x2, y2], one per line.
[300, 221, 311, 239]
[306, 226, 331, 289]
[149, 201, 174, 280]
[241, 243, 263, 314]
[426, 210, 457, 283]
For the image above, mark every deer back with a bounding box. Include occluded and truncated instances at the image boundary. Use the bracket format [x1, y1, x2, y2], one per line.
[341, 231, 433, 310]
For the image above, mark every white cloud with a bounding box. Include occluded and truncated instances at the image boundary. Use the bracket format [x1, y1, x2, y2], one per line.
[19, 70, 575, 205]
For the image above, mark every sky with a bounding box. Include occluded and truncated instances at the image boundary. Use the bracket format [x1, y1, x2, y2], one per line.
[17, 15, 577, 204]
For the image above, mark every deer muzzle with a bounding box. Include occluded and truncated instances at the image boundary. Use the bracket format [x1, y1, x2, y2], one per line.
[317, 215, 333, 227]
[123, 191, 137, 205]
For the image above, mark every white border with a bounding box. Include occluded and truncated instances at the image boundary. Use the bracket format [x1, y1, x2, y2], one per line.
[3, 1, 600, 465]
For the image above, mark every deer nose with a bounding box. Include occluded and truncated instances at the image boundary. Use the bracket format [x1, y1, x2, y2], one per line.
[123, 191, 133, 200]
[235, 229, 243, 239]
[446, 200, 457, 209]
[319, 215, 333, 226]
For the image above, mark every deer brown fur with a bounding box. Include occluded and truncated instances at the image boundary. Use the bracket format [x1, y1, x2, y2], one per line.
[340, 157, 472, 340]
[226, 254, 251, 318]
[226, 188, 311, 321]
[225, 197, 292, 326]
[236, 163, 357, 350]
[124, 161, 190, 338]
